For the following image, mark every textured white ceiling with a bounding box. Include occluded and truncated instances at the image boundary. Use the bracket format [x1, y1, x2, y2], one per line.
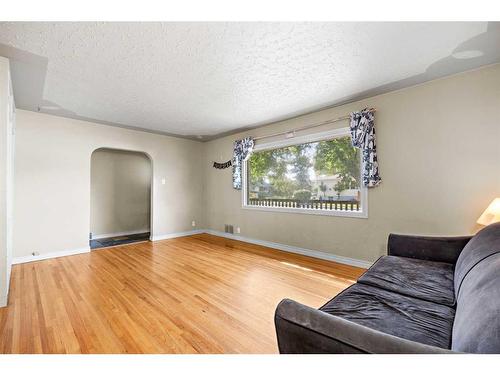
[0, 22, 497, 139]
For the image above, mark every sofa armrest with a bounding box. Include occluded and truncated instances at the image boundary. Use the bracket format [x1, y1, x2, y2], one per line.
[387, 233, 472, 264]
[275, 298, 453, 354]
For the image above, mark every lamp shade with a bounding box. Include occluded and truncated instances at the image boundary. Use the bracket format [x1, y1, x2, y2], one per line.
[477, 198, 500, 226]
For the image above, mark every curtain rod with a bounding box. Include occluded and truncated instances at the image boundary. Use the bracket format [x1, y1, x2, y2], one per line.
[253, 108, 377, 142]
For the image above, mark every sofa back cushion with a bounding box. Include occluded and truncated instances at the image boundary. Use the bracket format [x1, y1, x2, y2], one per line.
[454, 222, 500, 297]
[451, 252, 500, 353]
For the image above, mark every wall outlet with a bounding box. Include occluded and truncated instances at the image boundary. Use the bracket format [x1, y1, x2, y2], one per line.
[236, 227, 241, 234]
[32, 251, 40, 256]
[192, 220, 196, 227]
[161, 178, 166, 185]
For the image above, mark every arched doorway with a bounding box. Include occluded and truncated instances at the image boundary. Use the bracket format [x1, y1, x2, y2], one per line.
[90, 148, 152, 249]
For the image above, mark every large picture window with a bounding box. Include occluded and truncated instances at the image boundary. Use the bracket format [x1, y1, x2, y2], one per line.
[242, 128, 367, 217]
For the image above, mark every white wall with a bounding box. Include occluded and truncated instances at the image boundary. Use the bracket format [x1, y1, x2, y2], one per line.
[203, 64, 500, 263]
[0, 57, 15, 306]
[13, 110, 204, 260]
[91, 148, 151, 237]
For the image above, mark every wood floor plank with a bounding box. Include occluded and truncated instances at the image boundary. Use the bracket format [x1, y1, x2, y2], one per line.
[0, 234, 365, 353]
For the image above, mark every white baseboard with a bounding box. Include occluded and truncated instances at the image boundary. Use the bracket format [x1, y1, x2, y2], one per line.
[0, 293, 7, 308]
[151, 229, 205, 242]
[11, 230, 203, 265]
[10, 229, 372, 269]
[204, 230, 373, 269]
[91, 229, 150, 240]
[12, 246, 91, 265]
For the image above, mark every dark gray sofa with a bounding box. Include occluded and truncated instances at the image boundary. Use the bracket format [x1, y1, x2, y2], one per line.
[274, 222, 500, 354]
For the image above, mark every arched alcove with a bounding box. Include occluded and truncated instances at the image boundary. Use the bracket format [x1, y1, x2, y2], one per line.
[89, 147, 153, 249]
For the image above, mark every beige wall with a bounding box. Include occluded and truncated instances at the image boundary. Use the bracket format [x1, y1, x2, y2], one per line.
[11, 63, 500, 265]
[91, 148, 151, 237]
[0, 57, 15, 306]
[203, 64, 500, 263]
[14, 110, 204, 259]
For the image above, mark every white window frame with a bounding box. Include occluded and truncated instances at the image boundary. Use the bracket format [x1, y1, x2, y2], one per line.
[242, 127, 368, 218]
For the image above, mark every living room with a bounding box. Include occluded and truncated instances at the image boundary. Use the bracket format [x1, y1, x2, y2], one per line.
[1, 1, 500, 373]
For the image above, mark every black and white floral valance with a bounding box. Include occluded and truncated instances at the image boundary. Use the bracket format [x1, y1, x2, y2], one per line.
[232, 137, 254, 190]
[350, 108, 381, 187]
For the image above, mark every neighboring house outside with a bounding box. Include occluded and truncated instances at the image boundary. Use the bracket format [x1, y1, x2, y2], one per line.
[311, 175, 360, 201]
[249, 181, 272, 199]
[249, 176, 359, 201]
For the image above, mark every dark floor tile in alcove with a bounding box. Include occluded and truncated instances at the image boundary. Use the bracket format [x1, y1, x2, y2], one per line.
[90, 232, 151, 249]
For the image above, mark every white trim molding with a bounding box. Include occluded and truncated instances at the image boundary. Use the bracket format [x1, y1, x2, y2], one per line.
[11, 230, 204, 265]
[0, 293, 7, 308]
[204, 230, 373, 269]
[151, 229, 204, 242]
[12, 246, 91, 265]
[10, 229, 373, 270]
[242, 127, 368, 219]
[91, 229, 150, 240]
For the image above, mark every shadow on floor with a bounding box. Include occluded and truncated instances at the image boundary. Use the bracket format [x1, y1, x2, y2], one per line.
[90, 232, 151, 249]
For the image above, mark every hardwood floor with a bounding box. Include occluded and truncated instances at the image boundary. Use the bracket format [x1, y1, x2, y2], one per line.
[0, 234, 365, 353]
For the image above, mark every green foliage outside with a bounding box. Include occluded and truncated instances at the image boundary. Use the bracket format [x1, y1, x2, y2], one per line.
[248, 136, 360, 200]
[315, 137, 360, 198]
[318, 181, 327, 198]
[293, 189, 312, 202]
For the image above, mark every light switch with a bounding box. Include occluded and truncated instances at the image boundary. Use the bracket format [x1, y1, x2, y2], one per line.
[161, 178, 166, 185]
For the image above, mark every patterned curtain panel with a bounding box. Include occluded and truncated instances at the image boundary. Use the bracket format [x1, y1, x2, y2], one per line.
[349, 108, 382, 187]
[232, 137, 255, 189]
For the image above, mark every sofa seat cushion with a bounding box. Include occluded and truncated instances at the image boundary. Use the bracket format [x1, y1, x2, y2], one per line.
[358, 255, 455, 306]
[320, 283, 455, 349]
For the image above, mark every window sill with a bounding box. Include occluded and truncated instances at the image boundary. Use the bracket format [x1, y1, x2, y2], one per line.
[241, 204, 368, 218]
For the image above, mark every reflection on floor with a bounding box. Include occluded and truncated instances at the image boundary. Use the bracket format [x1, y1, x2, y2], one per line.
[90, 232, 151, 249]
[1, 234, 365, 353]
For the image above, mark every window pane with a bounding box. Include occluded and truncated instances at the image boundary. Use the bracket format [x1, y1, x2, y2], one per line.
[247, 136, 362, 211]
